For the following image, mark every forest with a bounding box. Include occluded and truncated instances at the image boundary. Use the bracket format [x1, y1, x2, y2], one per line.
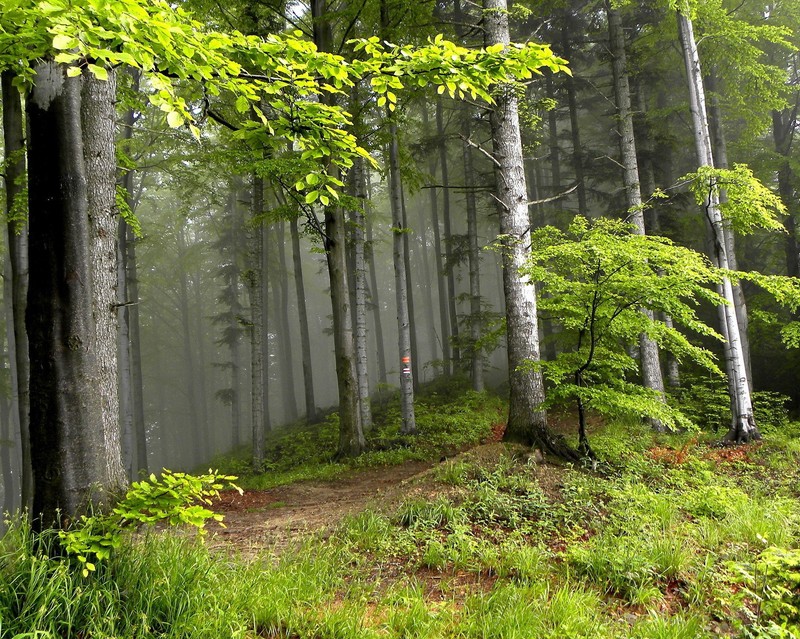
[1, 0, 800, 637]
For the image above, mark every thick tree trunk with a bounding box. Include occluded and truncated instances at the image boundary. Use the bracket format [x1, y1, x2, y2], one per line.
[1, 71, 32, 510]
[27, 61, 126, 525]
[388, 126, 417, 434]
[421, 106, 451, 375]
[290, 217, 318, 423]
[436, 97, 460, 367]
[607, 2, 667, 431]
[677, 10, 758, 443]
[484, 0, 573, 457]
[350, 157, 373, 431]
[461, 109, 484, 392]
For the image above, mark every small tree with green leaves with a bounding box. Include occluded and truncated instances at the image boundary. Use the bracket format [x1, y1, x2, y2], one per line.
[523, 216, 727, 458]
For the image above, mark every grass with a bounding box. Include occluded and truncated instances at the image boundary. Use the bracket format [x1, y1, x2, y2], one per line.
[2, 387, 800, 638]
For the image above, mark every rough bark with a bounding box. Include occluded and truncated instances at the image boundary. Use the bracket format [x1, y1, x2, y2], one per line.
[388, 126, 417, 434]
[27, 61, 126, 525]
[607, 2, 667, 431]
[290, 217, 318, 423]
[484, 0, 574, 458]
[1, 70, 32, 509]
[676, 10, 759, 443]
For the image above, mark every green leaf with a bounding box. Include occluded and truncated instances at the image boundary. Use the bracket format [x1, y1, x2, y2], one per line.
[66, 66, 82, 78]
[87, 64, 108, 81]
[167, 110, 183, 128]
[52, 34, 77, 50]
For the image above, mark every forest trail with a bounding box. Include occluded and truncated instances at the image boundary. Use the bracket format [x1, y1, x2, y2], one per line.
[208, 460, 436, 556]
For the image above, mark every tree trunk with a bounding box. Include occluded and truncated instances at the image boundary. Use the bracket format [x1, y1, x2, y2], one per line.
[561, 16, 587, 215]
[366, 215, 388, 385]
[388, 126, 417, 434]
[312, 0, 364, 456]
[399, 182, 421, 391]
[350, 157, 373, 431]
[461, 108, 484, 391]
[1, 70, 32, 510]
[773, 103, 799, 277]
[436, 97, 460, 367]
[275, 221, 299, 422]
[607, 2, 667, 431]
[290, 217, 318, 423]
[27, 61, 126, 525]
[484, 0, 573, 458]
[676, 9, 758, 443]
[421, 106, 451, 376]
[249, 175, 266, 470]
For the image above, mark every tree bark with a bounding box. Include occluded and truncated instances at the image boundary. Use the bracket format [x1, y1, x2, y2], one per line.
[290, 217, 318, 423]
[27, 61, 126, 525]
[350, 157, 373, 431]
[249, 175, 266, 470]
[421, 106, 451, 376]
[607, 2, 667, 431]
[1, 70, 32, 510]
[461, 108, 484, 392]
[676, 9, 758, 443]
[366, 215, 388, 385]
[436, 97, 460, 367]
[275, 221, 299, 422]
[484, 0, 572, 457]
[388, 126, 417, 434]
[561, 15, 587, 215]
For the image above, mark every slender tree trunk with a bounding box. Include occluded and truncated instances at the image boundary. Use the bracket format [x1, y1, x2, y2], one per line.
[2, 248, 20, 515]
[484, 0, 574, 458]
[436, 97, 460, 367]
[607, 2, 667, 431]
[260, 222, 272, 434]
[388, 127, 417, 434]
[461, 109, 484, 391]
[421, 106, 451, 375]
[191, 266, 212, 456]
[312, 0, 364, 455]
[275, 221, 299, 422]
[546, 74, 561, 198]
[290, 217, 318, 423]
[773, 103, 799, 277]
[706, 69, 752, 388]
[1, 71, 32, 510]
[248, 175, 266, 470]
[676, 9, 758, 443]
[350, 157, 373, 431]
[561, 17, 587, 215]
[27, 61, 126, 525]
[366, 215, 388, 385]
[126, 225, 147, 472]
[399, 184, 421, 391]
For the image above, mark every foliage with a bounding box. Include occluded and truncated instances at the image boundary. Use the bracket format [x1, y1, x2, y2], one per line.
[522, 216, 725, 431]
[59, 470, 240, 576]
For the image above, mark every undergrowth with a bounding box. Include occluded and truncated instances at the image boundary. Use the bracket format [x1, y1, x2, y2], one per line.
[3, 388, 800, 638]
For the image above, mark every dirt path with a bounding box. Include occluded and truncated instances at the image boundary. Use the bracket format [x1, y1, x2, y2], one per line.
[208, 460, 435, 556]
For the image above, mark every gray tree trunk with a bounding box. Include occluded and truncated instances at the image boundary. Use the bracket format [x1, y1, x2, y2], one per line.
[366, 215, 388, 385]
[421, 106, 451, 376]
[275, 221, 299, 422]
[27, 61, 126, 525]
[1, 71, 32, 510]
[399, 184, 420, 390]
[607, 2, 667, 431]
[461, 109, 484, 392]
[350, 157, 373, 431]
[676, 9, 759, 443]
[484, 0, 572, 456]
[561, 16, 587, 215]
[290, 217, 318, 423]
[388, 126, 417, 434]
[249, 175, 266, 469]
[436, 97, 460, 367]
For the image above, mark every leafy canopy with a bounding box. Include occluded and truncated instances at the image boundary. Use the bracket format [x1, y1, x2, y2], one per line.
[0, 0, 568, 200]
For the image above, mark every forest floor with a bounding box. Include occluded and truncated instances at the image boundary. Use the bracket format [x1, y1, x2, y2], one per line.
[208, 459, 435, 556]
